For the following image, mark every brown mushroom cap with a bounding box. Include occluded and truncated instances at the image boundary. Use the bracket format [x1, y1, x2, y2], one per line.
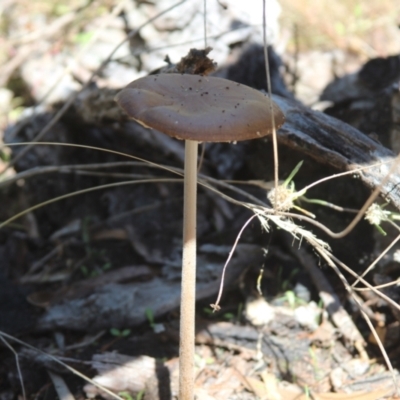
[115, 73, 285, 142]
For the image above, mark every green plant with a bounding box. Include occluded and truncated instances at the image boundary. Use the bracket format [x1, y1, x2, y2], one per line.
[304, 385, 311, 399]
[118, 390, 145, 400]
[277, 290, 307, 309]
[267, 161, 308, 213]
[73, 31, 95, 45]
[145, 308, 155, 329]
[0, 149, 10, 163]
[364, 202, 400, 235]
[222, 312, 235, 321]
[136, 391, 145, 400]
[145, 309, 165, 333]
[80, 261, 111, 278]
[110, 328, 131, 338]
[118, 392, 133, 400]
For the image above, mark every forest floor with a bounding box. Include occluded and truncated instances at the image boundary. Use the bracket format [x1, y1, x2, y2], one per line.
[1, 1, 400, 399]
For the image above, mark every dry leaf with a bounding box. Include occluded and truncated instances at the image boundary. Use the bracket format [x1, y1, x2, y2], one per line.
[244, 376, 268, 399]
[261, 371, 282, 400]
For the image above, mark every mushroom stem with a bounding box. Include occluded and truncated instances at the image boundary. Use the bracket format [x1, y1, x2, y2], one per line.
[179, 139, 198, 400]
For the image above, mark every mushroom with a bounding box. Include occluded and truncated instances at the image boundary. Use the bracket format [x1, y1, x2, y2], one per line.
[115, 73, 285, 400]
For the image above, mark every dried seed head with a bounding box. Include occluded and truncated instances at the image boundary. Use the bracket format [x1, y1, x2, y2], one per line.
[365, 203, 390, 225]
[267, 185, 296, 211]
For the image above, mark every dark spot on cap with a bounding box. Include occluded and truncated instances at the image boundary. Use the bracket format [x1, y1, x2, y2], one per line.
[226, 87, 229, 89]
[222, 110, 225, 113]
[189, 87, 192, 90]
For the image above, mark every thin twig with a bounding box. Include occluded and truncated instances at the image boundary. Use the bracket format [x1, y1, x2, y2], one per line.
[262, 0, 280, 204]
[0, 178, 181, 230]
[0, 335, 26, 400]
[352, 228, 400, 288]
[0, 331, 123, 400]
[211, 214, 258, 311]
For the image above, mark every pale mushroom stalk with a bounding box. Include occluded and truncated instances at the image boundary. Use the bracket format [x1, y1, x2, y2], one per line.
[115, 73, 285, 400]
[179, 139, 198, 400]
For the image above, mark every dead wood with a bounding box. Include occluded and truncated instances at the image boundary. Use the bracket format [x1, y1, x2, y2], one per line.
[27, 265, 152, 308]
[321, 54, 400, 102]
[72, 85, 400, 209]
[36, 244, 264, 331]
[273, 95, 400, 209]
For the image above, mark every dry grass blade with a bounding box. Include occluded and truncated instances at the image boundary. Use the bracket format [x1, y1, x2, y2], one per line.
[0, 178, 181, 230]
[0, 335, 26, 400]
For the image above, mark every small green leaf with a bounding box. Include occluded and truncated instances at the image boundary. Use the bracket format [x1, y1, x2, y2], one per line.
[0, 150, 10, 163]
[121, 329, 131, 337]
[283, 160, 304, 188]
[145, 308, 154, 325]
[73, 31, 95, 45]
[285, 290, 296, 308]
[374, 224, 387, 236]
[223, 312, 235, 321]
[118, 391, 134, 400]
[110, 328, 120, 337]
[203, 307, 213, 315]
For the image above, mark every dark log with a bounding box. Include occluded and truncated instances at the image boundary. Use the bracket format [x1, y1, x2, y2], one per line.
[72, 85, 400, 209]
[273, 95, 400, 209]
[37, 244, 264, 331]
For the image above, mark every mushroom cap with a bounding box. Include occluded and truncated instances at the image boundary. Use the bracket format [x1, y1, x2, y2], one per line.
[115, 73, 285, 142]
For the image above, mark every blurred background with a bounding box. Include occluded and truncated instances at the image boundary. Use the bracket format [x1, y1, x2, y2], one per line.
[1, 0, 399, 134]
